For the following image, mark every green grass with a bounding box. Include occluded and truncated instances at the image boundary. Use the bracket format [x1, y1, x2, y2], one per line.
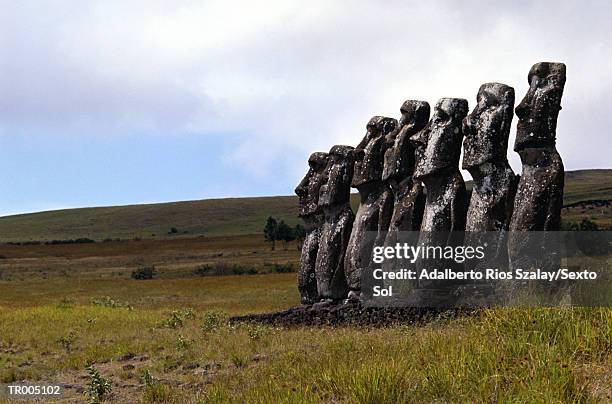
[1, 169, 608, 242]
[0, 196, 302, 242]
[0, 275, 610, 402]
[563, 169, 612, 205]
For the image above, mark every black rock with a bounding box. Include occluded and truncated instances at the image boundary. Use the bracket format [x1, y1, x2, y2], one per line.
[229, 300, 476, 327]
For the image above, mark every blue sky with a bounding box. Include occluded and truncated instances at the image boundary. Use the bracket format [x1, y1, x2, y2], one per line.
[0, 131, 293, 215]
[1, 0, 611, 216]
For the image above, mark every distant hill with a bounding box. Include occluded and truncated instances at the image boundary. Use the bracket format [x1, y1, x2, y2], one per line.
[0, 169, 609, 242]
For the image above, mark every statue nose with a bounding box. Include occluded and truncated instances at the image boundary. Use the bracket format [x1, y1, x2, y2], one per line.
[515, 101, 529, 118]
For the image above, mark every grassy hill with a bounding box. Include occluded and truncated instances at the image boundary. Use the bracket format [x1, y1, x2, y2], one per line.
[0, 169, 609, 242]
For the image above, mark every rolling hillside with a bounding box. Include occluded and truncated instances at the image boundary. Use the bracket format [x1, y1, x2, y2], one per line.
[0, 169, 609, 242]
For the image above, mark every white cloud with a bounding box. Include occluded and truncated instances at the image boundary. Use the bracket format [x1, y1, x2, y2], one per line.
[1, 0, 610, 185]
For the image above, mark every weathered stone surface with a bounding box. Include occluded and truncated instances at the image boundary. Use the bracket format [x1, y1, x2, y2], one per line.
[295, 152, 329, 304]
[409, 98, 468, 306]
[510, 62, 566, 231]
[383, 100, 429, 235]
[463, 83, 518, 231]
[344, 116, 398, 297]
[314, 145, 355, 300]
[508, 63, 566, 295]
[413, 98, 468, 233]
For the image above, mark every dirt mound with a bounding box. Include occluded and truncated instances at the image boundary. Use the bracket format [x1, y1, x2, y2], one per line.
[229, 300, 477, 327]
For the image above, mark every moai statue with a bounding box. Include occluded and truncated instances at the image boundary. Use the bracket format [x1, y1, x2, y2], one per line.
[508, 63, 567, 301]
[314, 145, 355, 301]
[295, 152, 329, 304]
[463, 83, 518, 232]
[382, 100, 429, 237]
[344, 116, 398, 299]
[510, 62, 566, 231]
[378, 101, 429, 294]
[461, 84, 517, 305]
[413, 98, 469, 233]
[410, 98, 468, 306]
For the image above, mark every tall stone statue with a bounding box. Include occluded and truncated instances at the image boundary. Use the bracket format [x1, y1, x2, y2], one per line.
[510, 62, 566, 231]
[295, 152, 329, 304]
[344, 116, 397, 298]
[463, 83, 517, 231]
[314, 145, 355, 301]
[413, 98, 469, 233]
[382, 100, 429, 236]
[409, 98, 468, 306]
[507, 63, 567, 302]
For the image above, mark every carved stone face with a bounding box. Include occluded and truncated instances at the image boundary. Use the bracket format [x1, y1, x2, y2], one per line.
[295, 152, 329, 217]
[514, 62, 566, 152]
[318, 145, 355, 208]
[462, 83, 515, 169]
[382, 101, 430, 182]
[413, 98, 468, 179]
[352, 116, 397, 188]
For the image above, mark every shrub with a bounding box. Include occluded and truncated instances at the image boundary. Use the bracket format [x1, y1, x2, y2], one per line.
[56, 297, 75, 309]
[140, 370, 172, 403]
[131, 266, 156, 280]
[45, 238, 95, 245]
[85, 364, 112, 403]
[202, 311, 225, 333]
[159, 308, 195, 329]
[194, 263, 257, 276]
[272, 263, 295, 273]
[58, 331, 76, 352]
[231, 265, 258, 275]
[91, 296, 133, 310]
[230, 354, 248, 368]
[194, 264, 215, 276]
[176, 335, 190, 350]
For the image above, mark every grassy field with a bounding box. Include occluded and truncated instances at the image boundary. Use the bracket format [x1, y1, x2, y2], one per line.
[0, 235, 300, 282]
[0, 169, 610, 402]
[0, 169, 609, 242]
[0, 274, 610, 403]
[0, 232, 610, 402]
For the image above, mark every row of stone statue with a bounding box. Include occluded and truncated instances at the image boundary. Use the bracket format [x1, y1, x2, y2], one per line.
[295, 62, 566, 304]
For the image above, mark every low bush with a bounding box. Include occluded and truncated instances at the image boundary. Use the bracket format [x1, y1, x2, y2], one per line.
[201, 311, 226, 332]
[91, 296, 133, 310]
[85, 364, 112, 403]
[194, 263, 258, 276]
[131, 266, 156, 280]
[272, 263, 295, 273]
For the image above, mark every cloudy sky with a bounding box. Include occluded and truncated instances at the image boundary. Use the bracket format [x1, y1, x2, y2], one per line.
[0, 0, 610, 216]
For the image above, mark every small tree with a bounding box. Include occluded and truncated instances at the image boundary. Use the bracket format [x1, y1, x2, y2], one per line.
[294, 224, 306, 250]
[263, 216, 279, 250]
[276, 220, 295, 250]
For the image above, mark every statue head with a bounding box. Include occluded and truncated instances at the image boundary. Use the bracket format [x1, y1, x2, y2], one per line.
[318, 145, 355, 208]
[462, 83, 515, 169]
[295, 152, 329, 217]
[413, 98, 468, 179]
[352, 116, 398, 188]
[383, 100, 430, 182]
[514, 62, 566, 152]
